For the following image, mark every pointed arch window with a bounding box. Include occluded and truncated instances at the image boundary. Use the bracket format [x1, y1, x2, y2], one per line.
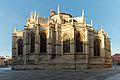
[18, 38, 23, 55]
[30, 32, 35, 53]
[75, 31, 83, 52]
[107, 40, 110, 50]
[63, 34, 70, 53]
[40, 32, 47, 53]
[94, 38, 100, 56]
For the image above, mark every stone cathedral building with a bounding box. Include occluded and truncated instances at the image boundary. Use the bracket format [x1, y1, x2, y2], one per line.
[12, 6, 112, 69]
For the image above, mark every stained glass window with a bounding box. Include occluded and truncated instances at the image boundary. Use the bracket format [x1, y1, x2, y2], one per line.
[76, 32, 83, 52]
[63, 34, 70, 53]
[18, 38, 23, 55]
[94, 38, 100, 56]
[40, 32, 47, 53]
[30, 32, 35, 53]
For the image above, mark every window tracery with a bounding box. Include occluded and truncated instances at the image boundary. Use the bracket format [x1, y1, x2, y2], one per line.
[18, 38, 23, 55]
[30, 32, 35, 53]
[63, 34, 70, 53]
[40, 32, 47, 53]
[76, 31, 83, 52]
[94, 38, 100, 56]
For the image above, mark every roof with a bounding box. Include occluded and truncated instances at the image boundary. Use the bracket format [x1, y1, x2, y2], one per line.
[49, 12, 72, 18]
[112, 54, 120, 57]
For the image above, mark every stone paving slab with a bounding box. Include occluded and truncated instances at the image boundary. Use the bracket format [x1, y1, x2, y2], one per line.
[0, 68, 120, 80]
[105, 73, 120, 80]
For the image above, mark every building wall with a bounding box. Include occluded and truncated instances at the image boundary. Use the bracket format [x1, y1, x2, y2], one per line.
[112, 54, 120, 65]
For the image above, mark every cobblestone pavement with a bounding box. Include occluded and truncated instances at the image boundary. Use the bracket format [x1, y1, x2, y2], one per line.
[0, 68, 120, 80]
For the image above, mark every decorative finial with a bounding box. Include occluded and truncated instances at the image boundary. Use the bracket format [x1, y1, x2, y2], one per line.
[30, 12, 33, 19]
[82, 9, 84, 17]
[106, 32, 108, 37]
[101, 25, 103, 30]
[13, 26, 16, 34]
[91, 19, 93, 26]
[58, 4, 60, 15]
[31, 11, 35, 19]
[36, 12, 39, 23]
[100, 25, 104, 32]
[34, 11, 37, 18]
[57, 4, 61, 24]
[30, 11, 37, 19]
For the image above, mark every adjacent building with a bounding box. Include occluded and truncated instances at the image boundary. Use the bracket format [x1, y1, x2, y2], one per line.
[12, 6, 112, 69]
[0, 57, 6, 67]
[112, 54, 120, 65]
[0, 56, 12, 67]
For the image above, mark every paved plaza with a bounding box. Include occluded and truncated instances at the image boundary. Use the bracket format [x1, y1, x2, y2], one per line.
[0, 67, 120, 80]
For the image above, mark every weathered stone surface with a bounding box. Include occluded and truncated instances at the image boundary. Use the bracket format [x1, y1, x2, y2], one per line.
[12, 6, 112, 70]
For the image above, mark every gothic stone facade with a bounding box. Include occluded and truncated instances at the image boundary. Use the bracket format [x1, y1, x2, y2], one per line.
[12, 8, 112, 70]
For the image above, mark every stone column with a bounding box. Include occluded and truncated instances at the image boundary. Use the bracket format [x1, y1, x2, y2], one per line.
[35, 26, 39, 64]
[47, 25, 53, 61]
[89, 30, 94, 57]
[55, 23, 61, 56]
[84, 29, 89, 67]
[12, 34, 17, 65]
[70, 26, 75, 62]
[23, 27, 29, 65]
[100, 35, 105, 57]
[104, 36, 108, 63]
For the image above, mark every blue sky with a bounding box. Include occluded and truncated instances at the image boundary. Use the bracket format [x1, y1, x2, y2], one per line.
[0, 0, 120, 56]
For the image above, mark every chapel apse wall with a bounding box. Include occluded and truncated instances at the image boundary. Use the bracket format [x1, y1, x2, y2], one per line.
[12, 6, 112, 70]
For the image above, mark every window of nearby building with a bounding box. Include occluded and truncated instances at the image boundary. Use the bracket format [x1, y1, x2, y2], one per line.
[75, 31, 83, 52]
[94, 38, 100, 56]
[30, 32, 35, 53]
[18, 38, 23, 55]
[40, 32, 47, 53]
[63, 34, 70, 53]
